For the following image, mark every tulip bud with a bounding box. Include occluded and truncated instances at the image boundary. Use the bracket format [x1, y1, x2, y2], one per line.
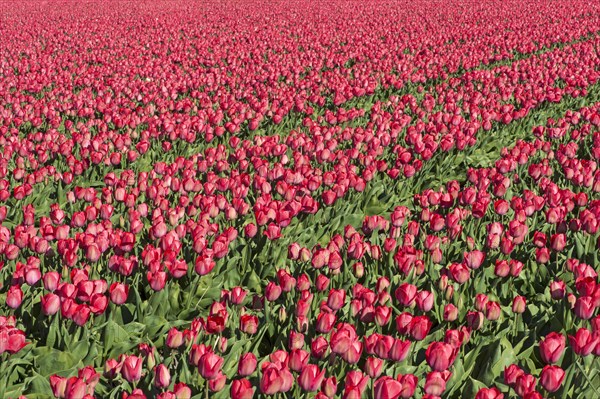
[209, 372, 227, 392]
[174, 383, 192, 399]
[574, 296, 596, 320]
[353, 262, 364, 278]
[425, 342, 457, 371]
[364, 357, 383, 378]
[43, 271, 61, 292]
[278, 306, 287, 323]
[466, 311, 484, 330]
[166, 328, 184, 348]
[322, 376, 337, 398]
[540, 365, 565, 393]
[6, 285, 23, 309]
[485, 301, 501, 321]
[443, 304, 458, 322]
[514, 374, 536, 397]
[512, 296, 526, 314]
[198, 352, 224, 380]
[569, 327, 599, 356]
[550, 280, 566, 299]
[231, 379, 254, 399]
[424, 371, 450, 396]
[298, 364, 325, 392]
[154, 364, 171, 389]
[41, 293, 61, 316]
[109, 282, 129, 305]
[122, 355, 143, 383]
[374, 376, 402, 398]
[238, 353, 257, 377]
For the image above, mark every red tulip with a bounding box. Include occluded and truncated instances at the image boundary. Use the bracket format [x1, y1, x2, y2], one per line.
[174, 383, 192, 399]
[475, 294, 489, 312]
[240, 314, 259, 334]
[425, 342, 457, 371]
[198, 352, 224, 380]
[395, 283, 417, 307]
[398, 374, 418, 398]
[0, 326, 27, 354]
[443, 304, 458, 321]
[574, 296, 596, 320]
[388, 338, 411, 362]
[550, 233, 566, 251]
[485, 301, 501, 321]
[238, 353, 257, 376]
[514, 374, 536, 397]
[475, 387, 504, 399]
[415, 290, 434, 312]
[154, 364, 171, 388]
[64, 377, 86, 399]
[43, 271, 61, 292]
[373, 376, 402, 399]
[311, 336, 330, 359]
[122, 355, 143, 383]
[466, 311, 484, 330]
[512, 296, 526, 314]
[408, 315, 432, 340]
[209, 371, 227, 392]
[109, 282, 129, 305]
[539, 332, 565, 364]
[327, 289, 346, 310]
[550, 280, 566, 299]
[50, 375, 67, 398]
[463, 250, 485, 269]
[265, 282, 282, 302]
[72, 305, 91, 326]
[41, 293, 61, 316]
[569, 327, 599, 356]
[540, 365, 565, 392]
[260, 363, 292, 395]
[288, 349, 309, 372]
[298, 364, 325, 392]
[231, 379, 254, 399]
[166, 328, 184, 348]
[424, 371, 451, 396]
[365, 357, 384, 378]
[395, 312, 413, 335]
[316, 312, 336, 333]
[6, 285, 23, 309]
[317, 377, 335, 397]
[230, 286, 247, 305]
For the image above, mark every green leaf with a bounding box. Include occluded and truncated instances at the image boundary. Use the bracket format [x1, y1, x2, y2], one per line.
[34, 347, 80, 377]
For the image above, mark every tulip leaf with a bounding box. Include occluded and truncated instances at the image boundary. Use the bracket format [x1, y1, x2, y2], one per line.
[103, 320, 131, 357]
[33, 347, 80, 377]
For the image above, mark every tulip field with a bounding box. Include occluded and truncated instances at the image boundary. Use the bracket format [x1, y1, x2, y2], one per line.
[5, 1, 600, 399]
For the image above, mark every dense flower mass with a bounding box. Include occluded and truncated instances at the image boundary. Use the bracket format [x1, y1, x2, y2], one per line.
[2, 0, 600, 398]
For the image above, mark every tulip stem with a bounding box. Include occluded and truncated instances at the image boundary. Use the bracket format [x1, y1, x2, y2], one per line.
[186, 275, 200, 309]
[577, 357, 600, 396]
[0, 354, 6, 399]
[562, 363, 576, 399]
